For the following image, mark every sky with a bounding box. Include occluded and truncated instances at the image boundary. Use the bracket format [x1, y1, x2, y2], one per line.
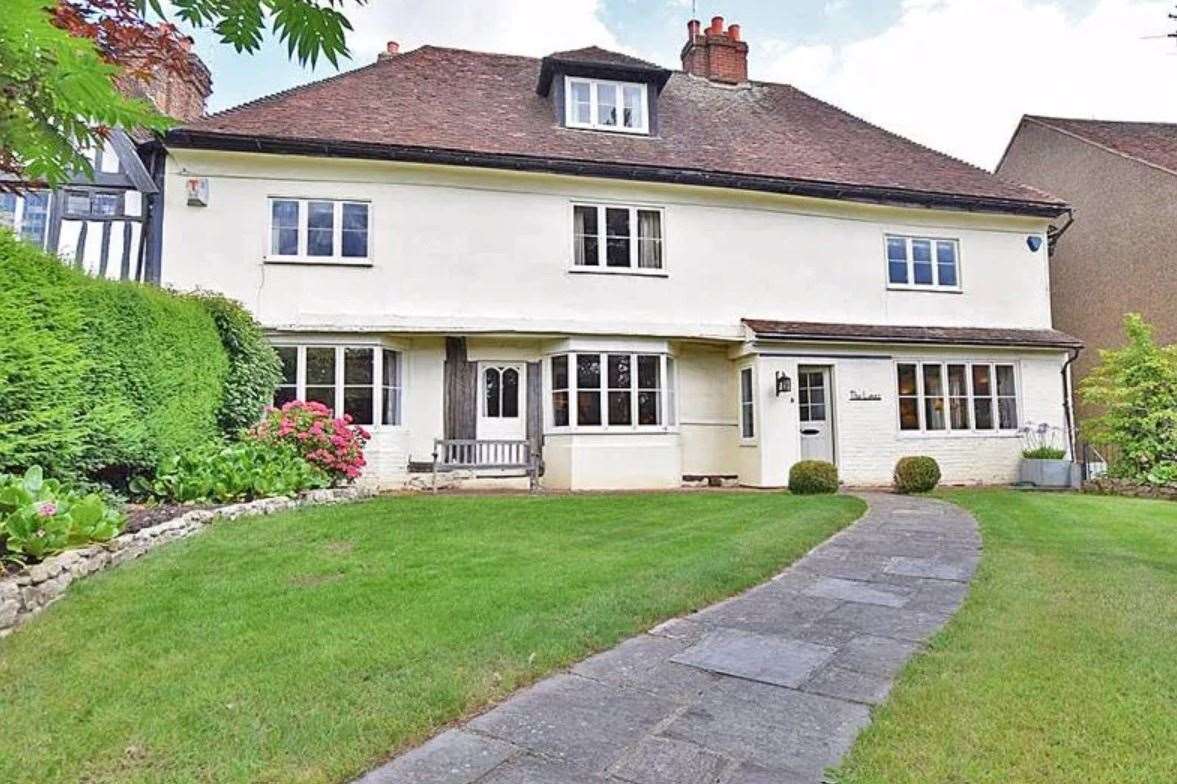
[182, 0, 1177, 169]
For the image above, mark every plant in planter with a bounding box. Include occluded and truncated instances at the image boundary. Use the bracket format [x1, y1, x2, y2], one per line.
[1018, 422, 1074, 488]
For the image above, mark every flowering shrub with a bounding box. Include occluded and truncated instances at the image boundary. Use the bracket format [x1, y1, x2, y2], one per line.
[0, 466, 123, 563]
[253, 401, 371, 483]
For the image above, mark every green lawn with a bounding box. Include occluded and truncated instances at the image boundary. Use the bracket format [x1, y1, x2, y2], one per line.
[0, 491, 863, 784]
[832, 490, 1177, 784]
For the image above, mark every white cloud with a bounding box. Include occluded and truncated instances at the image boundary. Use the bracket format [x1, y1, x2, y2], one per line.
[343, 0, 622, 59]
[758, 0, 1175, 168]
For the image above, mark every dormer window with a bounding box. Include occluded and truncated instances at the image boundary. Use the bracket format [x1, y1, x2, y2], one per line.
[564, 76, 648, 134]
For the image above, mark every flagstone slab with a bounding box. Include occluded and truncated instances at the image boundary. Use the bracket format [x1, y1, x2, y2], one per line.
[670, 628, 836, 688]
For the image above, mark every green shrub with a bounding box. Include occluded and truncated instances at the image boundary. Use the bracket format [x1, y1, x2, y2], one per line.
[1080, 314, 1177, 486]
[131, 440, 330, 504]
[893, 456, 942, 494]
[194, 292, 283, 435]
[788, 460, 839, 494]
[0, 230, 229, 483]
[0, 466, 123, 564]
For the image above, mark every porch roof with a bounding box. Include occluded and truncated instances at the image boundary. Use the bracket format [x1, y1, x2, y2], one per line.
[742, 319, 1083, 350]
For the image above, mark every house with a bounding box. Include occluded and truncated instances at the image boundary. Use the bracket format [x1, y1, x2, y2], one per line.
[154, 17, 1081, 490]
[996, 116, 1177, 419]
[0, 38, 211, 282]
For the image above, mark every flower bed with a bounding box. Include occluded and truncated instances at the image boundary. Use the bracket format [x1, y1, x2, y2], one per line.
[0, 486, 375, 636]
[1082, 477, 1177, 501]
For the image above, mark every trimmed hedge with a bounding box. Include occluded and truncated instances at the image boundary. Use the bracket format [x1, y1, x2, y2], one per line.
[194, 292, 282, 435]
[893, 456, 942, 494]
[788, 460, 839, 494]
[0, 230, 228, 482]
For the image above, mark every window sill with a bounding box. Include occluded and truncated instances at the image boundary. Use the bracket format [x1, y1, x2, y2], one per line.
[886, 284, 962, 293]
[264, 258, 372, 268]
[568, 266, 668, 278]
[897, 430, 1020, 438]
[564, 122, 650, 136]
[545, 427, 679, 436]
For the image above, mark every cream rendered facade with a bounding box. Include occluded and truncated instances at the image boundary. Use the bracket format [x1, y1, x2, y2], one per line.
[160, 148, 1069, 489]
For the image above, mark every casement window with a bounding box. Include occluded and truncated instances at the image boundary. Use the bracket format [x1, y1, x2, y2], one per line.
[886, 235, 960, 289]
[572, 204, 663, 271]
[739, 367, 755, 439]
[267, 198, 370, 263]
[0, 191, 50, 248]
[272, 345, 402, 426]
[549, 352, 674, 430]
[564, 76, 649, 134]
[896, 361, 1018, 433]
[63, 189, 123, 219]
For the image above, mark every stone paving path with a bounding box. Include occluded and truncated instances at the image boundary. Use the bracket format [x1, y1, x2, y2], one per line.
[355, 492, 981, 784]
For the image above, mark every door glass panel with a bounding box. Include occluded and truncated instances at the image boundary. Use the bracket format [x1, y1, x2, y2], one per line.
[501, 368, 519, 418]
[484, 368, 500, 417]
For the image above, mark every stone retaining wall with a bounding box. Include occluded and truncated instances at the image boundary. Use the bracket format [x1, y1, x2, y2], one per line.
[1081, 477, 1177, 501]
[0, 486, 376, 637]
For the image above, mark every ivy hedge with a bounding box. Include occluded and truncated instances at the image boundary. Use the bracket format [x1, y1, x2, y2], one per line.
[0, 231, 278, 484]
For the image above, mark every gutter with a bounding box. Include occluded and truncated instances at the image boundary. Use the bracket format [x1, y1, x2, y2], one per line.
[163, 130, 1070, 219]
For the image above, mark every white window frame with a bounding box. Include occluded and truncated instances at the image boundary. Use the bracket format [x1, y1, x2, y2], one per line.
[569, 202, 666, 275]
[738, 365, 757, 444]
[894, 359, 1021, 437]
[545, 351, 676, 433]
[265, 197, 372, 265]
[0, 190, 52, 248]
[270, 342, 405, 429]
[564, 76, 649, 134]
[884, 233, 962, 292]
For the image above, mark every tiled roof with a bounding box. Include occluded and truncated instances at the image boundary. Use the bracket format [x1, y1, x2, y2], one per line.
[171, 45, 1066, 216]
[743, 319, 1083, 349]
[1024, 116, 1177, 176]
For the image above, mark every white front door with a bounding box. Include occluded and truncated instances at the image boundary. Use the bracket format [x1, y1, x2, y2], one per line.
[477, 362, 526, 440]
[798, 366, 835, 463]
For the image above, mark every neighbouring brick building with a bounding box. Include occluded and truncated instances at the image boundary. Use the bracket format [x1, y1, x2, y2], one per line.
[997, 116, 1177, 418]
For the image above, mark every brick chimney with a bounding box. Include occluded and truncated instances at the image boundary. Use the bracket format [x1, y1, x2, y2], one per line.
[681, 16, 748, 85]
[121, 36, 213, 122]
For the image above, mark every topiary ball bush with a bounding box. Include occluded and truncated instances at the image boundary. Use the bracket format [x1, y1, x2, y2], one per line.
[894, 456, 942, 494]
[789, 460, 839, 494]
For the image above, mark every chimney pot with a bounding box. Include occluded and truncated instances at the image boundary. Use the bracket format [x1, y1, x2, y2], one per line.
[728, 24, 741, 42]
[687, 18, 700, 38]
[377, 41, 400, 61]
[709, 16, 724, 34]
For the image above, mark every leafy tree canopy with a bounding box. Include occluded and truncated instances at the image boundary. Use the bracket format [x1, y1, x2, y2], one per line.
[1, 0, 358, 188]
[1080, 313, 1177, 486]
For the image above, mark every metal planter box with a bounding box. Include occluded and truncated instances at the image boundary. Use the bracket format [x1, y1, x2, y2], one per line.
[1019, 458, 1075, 488]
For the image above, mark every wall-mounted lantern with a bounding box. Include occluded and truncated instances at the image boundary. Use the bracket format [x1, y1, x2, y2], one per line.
[775, 371, 792, 397]
[1026, 235, 1043, 252]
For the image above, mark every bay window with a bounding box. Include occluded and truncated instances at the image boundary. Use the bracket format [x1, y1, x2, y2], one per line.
[550, 352, 674, 430]
[267, 198, 370, 263]
[271, 344, 402, 426]
[573, 203, 664, 271]
[896, 361, 1018, 433]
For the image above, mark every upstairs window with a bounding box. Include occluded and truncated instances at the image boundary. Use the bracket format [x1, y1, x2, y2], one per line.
[564, 77, 649, 134]
[572, 204, 663, 272]
[267, 198, 370, 263]
[896, 361, 1018, 434]
[886, 235, 960, 290]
